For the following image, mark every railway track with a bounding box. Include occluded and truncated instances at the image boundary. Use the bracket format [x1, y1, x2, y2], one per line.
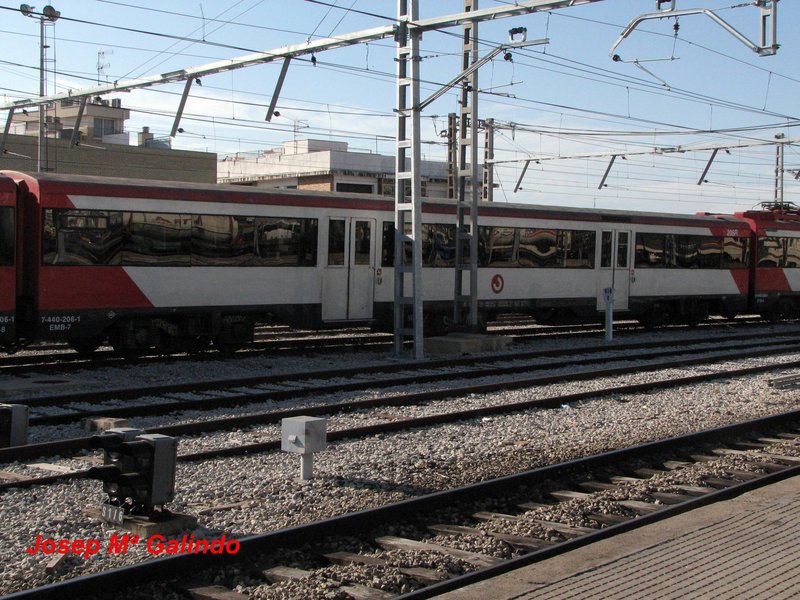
[2, 322, 799, 597]
[0, 316, 772, 375]
[17, 327, 800, 415]
[7, 411, 800, 600]
[4, 340, 800, 486]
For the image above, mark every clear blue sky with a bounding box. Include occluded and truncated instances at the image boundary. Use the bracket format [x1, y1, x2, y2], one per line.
[1, 0, 797, 215]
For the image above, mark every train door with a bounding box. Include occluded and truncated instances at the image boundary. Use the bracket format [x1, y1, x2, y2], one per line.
[597, 229, 631, 310]
[322, 217, 375, 321]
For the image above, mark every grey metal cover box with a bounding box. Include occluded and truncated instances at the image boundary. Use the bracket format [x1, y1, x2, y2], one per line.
[137, 433, 177, 505]
[281, 416, 327, 454]
[0, 403, 28, 447]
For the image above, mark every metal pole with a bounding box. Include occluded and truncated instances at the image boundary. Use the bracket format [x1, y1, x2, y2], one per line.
[454, 0, 480, 333]
[38, 16, 45, 172]
[394, 0, 424, 359]
[483, 118, 494, 202]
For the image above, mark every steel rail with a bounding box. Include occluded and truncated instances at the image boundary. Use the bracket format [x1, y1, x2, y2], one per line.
[3, 353, 800, 488]
[4, 409, 800, 600]
[18, 329, 796, 410]
[26, 334, 800, 428]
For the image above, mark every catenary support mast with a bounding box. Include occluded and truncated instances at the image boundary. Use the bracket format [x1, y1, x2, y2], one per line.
[393, 0, 424, 358]
[453, 0, 481, 334]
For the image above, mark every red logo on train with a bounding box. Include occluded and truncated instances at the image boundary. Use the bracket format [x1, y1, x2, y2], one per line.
[491, 274, 504, 294]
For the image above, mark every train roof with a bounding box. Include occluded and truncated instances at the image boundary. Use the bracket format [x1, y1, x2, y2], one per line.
[734, 204, 800, 232]
[0, 170, 751, 229]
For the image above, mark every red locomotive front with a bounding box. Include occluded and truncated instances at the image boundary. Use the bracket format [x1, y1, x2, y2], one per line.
[737, 204, 800, 319]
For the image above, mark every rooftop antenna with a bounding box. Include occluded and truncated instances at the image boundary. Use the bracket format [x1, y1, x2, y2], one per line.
[96, 48, 111, 84]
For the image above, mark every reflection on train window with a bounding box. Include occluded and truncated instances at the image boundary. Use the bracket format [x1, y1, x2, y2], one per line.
[122, 212, 191, 266]
[636, 232, 749, 269]
[42, 209, 123, 265]
[381, 222, 394, 267]
[635, 233, 665, 267]
[758, 237, 782, 267]
[191, 215, 250, 265]
[722, 237, 749, 268]
[254, 217, 317, 266]
[519, 229, 557, 267]
[600, 231, 612, 268]
[328, 219, 345, 266]
[423, 224, 456, 267]
[757, 236, 800, 268]
[383, 222, 594, 269]
[785, 238, 800, 268]
[192, 216, 318, 266]
[43, 208, 318, 267]
[563, 231, 595, 268]
[0, 207, 14, 266]
[616, 232, 629, 268]
[353, 221, 371, 265]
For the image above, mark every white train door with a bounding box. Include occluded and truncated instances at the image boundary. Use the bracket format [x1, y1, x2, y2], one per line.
[597, 229, 631, 310]
[322, 217, 375, 321]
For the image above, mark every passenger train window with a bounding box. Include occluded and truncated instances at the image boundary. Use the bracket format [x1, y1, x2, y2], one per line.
[757, 237, 783, 267]
[191, 214, 251, 265]
[722, 237, 749, 269]
[600, 232, 612, 268]
[636, 233, 746, 269]
[251, 217, 317, 266]
[616, 232, 629, 268]
[696, 236, 723, 268]
[42, 208, 318, 267]
[635, 233, 665, 268]
[422, 224, 457, 267]
[563, 231, 595, 268]
[785, 238, 800, 268]
[381, 222, 394, 267]
[674, 235, 700, 268]
[42, 209, 123, 266]
[0, 207, 14, 266]
[382, 222, 595, 269]
[122, 212, 191, 266]
[353, 221, 371, 265]
[328, 220, 346, 266]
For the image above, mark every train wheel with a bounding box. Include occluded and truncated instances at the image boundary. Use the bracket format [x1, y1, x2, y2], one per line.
[681, 300, 709, 326]
[638, 303, 670, 329]
[69, 336, 104, 357]
[213, 320, 253, 355]
[110, 322, 154, 359]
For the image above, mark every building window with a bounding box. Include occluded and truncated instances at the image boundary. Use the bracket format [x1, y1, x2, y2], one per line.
[93, 118, 116, 138]
[335, 182, 374, 194]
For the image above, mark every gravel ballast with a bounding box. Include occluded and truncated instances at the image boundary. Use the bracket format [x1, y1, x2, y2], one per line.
[1, 324, 799, 596]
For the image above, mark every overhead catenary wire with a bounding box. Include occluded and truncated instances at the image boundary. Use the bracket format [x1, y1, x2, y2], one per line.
[0, 0, 795, 212]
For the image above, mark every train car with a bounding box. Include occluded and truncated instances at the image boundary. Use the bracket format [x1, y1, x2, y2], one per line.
[0, 175, 17, 347]
[0, 171, 757, 355]
[2, 170, 361, 355]
[735, 204, 800, 319]
[372, 202, 753, 330]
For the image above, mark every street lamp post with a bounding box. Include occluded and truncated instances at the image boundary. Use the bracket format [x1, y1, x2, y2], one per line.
[20, 4, 60, 172]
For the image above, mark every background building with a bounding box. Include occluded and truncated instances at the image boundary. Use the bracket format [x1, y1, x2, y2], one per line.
[218, 139, 458, 198]
[2, 98, 217, 182]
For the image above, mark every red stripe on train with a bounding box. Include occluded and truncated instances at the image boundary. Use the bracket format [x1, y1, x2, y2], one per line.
[755, 268, 792, 292]
[38, 267, 152, 310]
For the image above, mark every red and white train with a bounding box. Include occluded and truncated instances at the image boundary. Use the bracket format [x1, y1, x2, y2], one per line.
[0, 170, 798, 356]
